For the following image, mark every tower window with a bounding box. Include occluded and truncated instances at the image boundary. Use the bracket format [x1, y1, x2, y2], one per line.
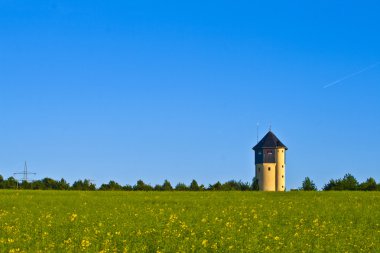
[282, 175, 284, 178]
[282, 150, 284, 153]
[268, 167, 271, 171]
[282, 186, 284, 188]
[282, 165, 284, 168]
[258, 168, 260, 172]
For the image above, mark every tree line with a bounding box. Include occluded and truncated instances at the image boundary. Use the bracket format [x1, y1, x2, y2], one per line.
[299, 174, 380, 191]
[0, 175, 252, 191]
[0, 173, 379, 191]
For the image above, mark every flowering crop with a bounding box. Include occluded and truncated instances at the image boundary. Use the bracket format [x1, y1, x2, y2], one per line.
[0, 191, 379, 252]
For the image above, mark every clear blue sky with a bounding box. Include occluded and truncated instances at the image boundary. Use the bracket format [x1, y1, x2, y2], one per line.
[1, 1, 379, 189]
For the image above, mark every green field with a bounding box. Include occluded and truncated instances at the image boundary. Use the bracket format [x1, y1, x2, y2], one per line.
[0, 191, 379, 252]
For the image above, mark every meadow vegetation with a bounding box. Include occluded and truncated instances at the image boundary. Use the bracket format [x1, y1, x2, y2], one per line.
[0, 191, 379, 252]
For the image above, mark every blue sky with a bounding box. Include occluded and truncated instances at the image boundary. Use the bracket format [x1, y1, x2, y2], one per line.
[0, 0, 379, 189]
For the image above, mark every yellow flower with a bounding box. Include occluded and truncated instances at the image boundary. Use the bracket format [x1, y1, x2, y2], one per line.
[69, 213, 77, 222]
[81, 239, 91, 248]
[202, 240, 208, 247]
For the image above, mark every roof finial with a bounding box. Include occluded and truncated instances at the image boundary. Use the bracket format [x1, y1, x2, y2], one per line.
[269, 122, 272, 132]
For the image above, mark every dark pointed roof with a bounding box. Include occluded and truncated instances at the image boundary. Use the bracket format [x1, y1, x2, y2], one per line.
[253, 131, 287, 150]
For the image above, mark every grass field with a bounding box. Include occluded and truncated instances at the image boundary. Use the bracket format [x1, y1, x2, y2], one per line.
[0, 191, 379, 252]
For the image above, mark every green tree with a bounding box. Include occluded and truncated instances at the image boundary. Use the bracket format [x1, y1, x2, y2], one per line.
[134, 180, 145, 191]
[251, 177, 259, 191]
[239, 181, 251, 191]
[300, 177, 317, 191]
[20, 180, 32, 189]
[71, 180, 83, 190]
[123, 184, 133, 191]
[162, 180, 173, 191]
[0, 175, 4, 189]
[175, 183, 188, 191]
[359, 177, 377, 191]
[219, 180, 251, 191]
[58, 178, 70, 190]
[340, 174, 359, 190]
[99, 180, 123, 191]
[154, 184, 163, 191]
[133, 180, 153, 191]
[71, 179, 96, 191]
[323, 179, 338, 191]
[323, 174, 359, 191]
[41, 178, 60, 190]
[208, 181, 222, 191]
[189, 179, 200, 191]
[4, 177, 18, 189]
[31, 180, 44, 190]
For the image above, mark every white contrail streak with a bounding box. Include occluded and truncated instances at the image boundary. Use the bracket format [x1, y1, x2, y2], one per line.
[323, 62, 379, 89]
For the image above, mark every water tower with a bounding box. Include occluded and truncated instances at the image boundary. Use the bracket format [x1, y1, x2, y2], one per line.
[253, 131, 287, 191]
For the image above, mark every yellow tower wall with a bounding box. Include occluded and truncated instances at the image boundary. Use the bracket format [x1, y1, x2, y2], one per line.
[275, 148, 286, 191]
[259, 163, 276, 191]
